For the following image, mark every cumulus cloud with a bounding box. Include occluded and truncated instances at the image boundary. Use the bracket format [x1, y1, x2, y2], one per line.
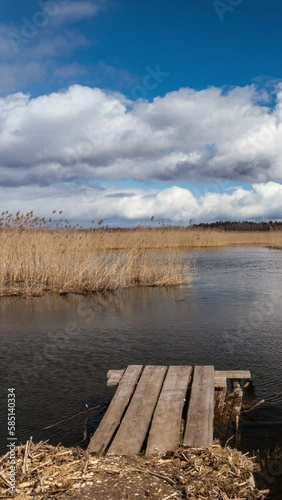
[1, 182, 282, 223]
[2, 82, 282, 222]
[1, 83, 282, 186]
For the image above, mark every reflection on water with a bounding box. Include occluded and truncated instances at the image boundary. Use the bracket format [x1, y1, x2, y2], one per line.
[0, 246, 282, 457]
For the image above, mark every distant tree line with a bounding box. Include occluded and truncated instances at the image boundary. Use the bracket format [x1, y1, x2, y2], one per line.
[193, 221, 282, 231]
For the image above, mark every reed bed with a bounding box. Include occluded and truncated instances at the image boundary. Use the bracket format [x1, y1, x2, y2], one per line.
[1, 210, 282, 297]
[0, 226, 190, 298]
[85, 227, 282, 249]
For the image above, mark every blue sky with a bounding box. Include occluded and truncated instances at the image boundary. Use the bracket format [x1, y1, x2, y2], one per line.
[2, 0, 282, 94]
[1, 0, 282, 224]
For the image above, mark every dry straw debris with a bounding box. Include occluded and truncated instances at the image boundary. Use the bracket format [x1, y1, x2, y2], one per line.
[0, 439, 269, 499]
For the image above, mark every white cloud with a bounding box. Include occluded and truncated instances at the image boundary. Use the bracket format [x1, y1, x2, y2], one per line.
[0, 24, 17, 58]
[53, 1, 101, 23]
[27, 32, 89, 58]
[1, 84, 282, 186]
[1, 83, 282, 222]
[1, 182, 282, 223]
[0, 2, 101, 92]
[52, 62, 88, 81]
[0, 61, 46, 93]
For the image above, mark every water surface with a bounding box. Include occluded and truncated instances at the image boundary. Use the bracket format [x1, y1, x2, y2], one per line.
[1, 246, 282, 456]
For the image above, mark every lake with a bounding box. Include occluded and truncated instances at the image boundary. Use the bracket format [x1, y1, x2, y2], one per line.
[1, 246, 282, 458]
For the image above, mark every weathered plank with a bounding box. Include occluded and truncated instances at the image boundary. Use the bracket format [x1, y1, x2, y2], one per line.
[215, 370, 251, 379]
[108, 365, 167, 455]
[87, 365, 143, 455]
[107, 369, 125, 387]
[146, 365, 192, 455]
[106, 369, 250, 385]
[183, 365, 214, 447]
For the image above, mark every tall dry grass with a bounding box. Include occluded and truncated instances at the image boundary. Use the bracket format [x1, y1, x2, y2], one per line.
[63, 227, 282, 249]
[1, 211, 282, 296]
[0, 229, 190, 297]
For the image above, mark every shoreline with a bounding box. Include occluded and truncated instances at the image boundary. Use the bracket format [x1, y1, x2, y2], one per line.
[1, 226, 282, 298]
[0, 439, 270, 499]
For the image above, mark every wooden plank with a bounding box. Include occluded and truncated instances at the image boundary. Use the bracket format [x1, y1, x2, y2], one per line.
[108, 365, 167, 455]
[107, 369, 125, 387]
[183, 366, 214, 447]
[87, 365, 143, 455]
[215, 370, 251, 379]
[107, 369, 125, 379]
[146, 365, 192, 455]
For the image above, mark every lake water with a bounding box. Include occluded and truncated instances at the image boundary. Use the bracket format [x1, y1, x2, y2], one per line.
[1, 246, 282, 459]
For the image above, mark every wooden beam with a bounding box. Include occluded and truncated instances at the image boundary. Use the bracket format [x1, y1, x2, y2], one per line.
[183, 366, 214, 447]
[107, 369, 125, 379]
[87, 365, 143, 455]
[108, 366, 167, 455]
[146, 365, 192, 455]
[215, 370, 251, 379]
[107, 369, 125, 387]
[106, 369, 250, 385]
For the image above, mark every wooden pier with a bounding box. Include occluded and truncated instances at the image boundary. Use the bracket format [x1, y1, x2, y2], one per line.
[87, 365, 251, 456]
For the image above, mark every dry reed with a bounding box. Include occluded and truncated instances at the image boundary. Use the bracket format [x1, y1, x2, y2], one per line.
[0, 214, 190, 297]
[0, 439, 268, 499]
[1, 210, 282, 297]
[84, 227, 282, 249]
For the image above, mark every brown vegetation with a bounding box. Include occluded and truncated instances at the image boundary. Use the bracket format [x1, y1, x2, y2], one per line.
[0, 438, 268, 499]
[1, 211, 282, 297]
[0, 229, 190, 297]
[71, 228, 282, 249]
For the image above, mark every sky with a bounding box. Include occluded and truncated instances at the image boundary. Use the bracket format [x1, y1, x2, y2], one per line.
[1, 0, 282, 225]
